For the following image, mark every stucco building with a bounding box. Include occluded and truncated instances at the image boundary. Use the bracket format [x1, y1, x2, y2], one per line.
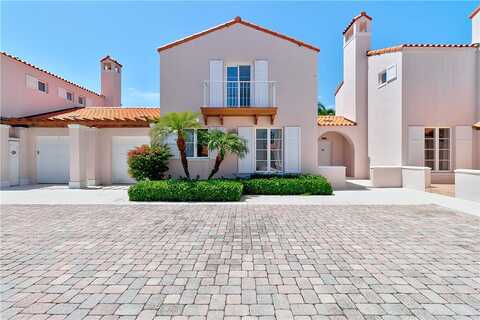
[1, 6, 479, 189]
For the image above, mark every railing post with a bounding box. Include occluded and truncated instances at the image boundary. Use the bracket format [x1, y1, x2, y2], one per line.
[272, 83, 276, 107]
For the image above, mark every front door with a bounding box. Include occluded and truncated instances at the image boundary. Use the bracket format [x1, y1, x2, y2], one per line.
[8, 140, 19, 186]
[318, 140, 332, 166]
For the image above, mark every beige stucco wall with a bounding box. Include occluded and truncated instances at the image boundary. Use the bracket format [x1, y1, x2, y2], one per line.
[367, 52, 404, 166]
[0, 55, 105, 118]
[159, 23, 319, 176]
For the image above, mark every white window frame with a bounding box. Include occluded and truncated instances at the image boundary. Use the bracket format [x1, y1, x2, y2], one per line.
[37, 80, 48, 93]
[378, 70, 387, 87]
[255, 127, 283, 173]
[185, 128, 209, 159]
[425, 127, 451, 172]
[26, 74, 48, 94]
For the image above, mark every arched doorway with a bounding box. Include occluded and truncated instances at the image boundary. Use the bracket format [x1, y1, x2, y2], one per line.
[318, 132, 355, 177]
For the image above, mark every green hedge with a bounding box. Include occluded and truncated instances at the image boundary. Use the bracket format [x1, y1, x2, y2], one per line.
[241, 174, 333, 195]
[128, 179, 243, 202]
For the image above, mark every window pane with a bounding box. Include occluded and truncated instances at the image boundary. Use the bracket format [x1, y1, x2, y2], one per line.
[186, 143, 194, 157]
[425, 150, 434, 160]
[270, 139, 282, 150]
[424, 128, 435, 139]
[256, 161, 268, 172]
[256, 150, 267, 161]
[439, 150, 450, 160]
[270, 129, 282, 140]
[425, 160, 435, 170]
[439, 139, 449, 149]
[239, 66, 250, 81]
[38, 81, 46, 92]
[256, 129, 268, 139]
[256, 140, 267, 150]
[439, 128, 450, 138]
[425, 139, 434, 149]
[438, 161, 450, 171]
[185, 129, 194, 143]
[197, 129, 208, 157]
[270, 160, 282, 172]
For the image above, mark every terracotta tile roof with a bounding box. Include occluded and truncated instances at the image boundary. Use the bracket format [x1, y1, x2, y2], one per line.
[343, 11, 372, 35]
[100, 55, 122, 67]
[157, 16, 319, 53]
[1, 52, 102, 97]
[474, 122, 480, 130]
[469, 5, 480, 19]
[367, 43, 479, 56]
[317, 115, 356, 126]
[4, 107, 160, 128]
[334, 81, 344, 96]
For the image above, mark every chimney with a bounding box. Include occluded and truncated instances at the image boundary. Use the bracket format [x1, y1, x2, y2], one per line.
[470, 6, 480, 44]
[100, 55, 122, 107]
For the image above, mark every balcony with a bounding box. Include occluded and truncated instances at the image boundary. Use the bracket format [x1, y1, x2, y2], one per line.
[201, 80, 278, 125]
[203, 80, 277, 108]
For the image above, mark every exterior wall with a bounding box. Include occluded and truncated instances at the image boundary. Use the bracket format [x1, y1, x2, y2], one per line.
[0, 54, 105, 118]
[160, 23, 318, 175]
[367, 52, 404, 166]
[317, 125, 368, 179]
[403, 48, 478, 183]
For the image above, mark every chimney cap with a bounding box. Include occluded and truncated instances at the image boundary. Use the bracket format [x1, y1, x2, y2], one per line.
[343, 11, 372, 34]
[100, 55, 122, 68]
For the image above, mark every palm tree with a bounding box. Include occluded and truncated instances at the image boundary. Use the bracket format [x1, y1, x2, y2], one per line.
[205, 130, 248, 179]
[317, 102, 335, 115]
[150, 111, 201, 179]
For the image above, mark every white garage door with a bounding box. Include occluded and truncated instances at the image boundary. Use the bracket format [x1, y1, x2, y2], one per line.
[112, 136, 150, 184]
[37, 136, 70, 183]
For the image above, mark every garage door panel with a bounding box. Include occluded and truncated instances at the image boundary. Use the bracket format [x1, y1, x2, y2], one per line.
[37, 136, 70, 183]
[112, 136, 150, 184]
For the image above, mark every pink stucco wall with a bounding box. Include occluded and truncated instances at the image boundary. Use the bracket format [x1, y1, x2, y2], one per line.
[0, 54, 105, 118]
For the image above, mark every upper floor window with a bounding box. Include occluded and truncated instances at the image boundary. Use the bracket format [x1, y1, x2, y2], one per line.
[26, 75, 48, 93]
[78, 96, 86, 106]
[103, 63, 112, 71]
[226, 65, 251, 107]
[378, 64, 397, 87]
[58, 87, 74, 101]
[185, 129, 208, 158]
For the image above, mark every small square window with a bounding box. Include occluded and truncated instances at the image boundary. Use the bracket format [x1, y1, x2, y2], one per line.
[378, 70, 387, 86]
[38, 81, 47, 93]
[66, 92, 73, 101]
[78, 96, 85, 106]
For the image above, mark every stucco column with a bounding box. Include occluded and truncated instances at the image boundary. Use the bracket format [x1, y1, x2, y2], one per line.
[68, 124, 89, 189]
[87, 127, 98, 186]
[0, 124, 11, 188]
[17, 127, 30, 185]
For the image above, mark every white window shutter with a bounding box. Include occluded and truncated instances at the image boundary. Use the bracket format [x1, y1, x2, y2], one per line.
[238, 127, 254, 173]
[209, 127, 225, 159]
[209, 60, 223, 107]
[386, 65, 397, 82]
[455, 126, 473, 169]
[166, 133, 180, 159]
[254, 60, 269, 107]
[58, 87, 67, 99]
[284, 127, 301, 173]
[26, 75, 37, 89]
[408, 126, 424, 166]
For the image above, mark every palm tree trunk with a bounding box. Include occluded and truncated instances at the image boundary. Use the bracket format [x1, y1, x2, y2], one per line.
[208, 154, 223, 180]
[176, 136, 190, 179]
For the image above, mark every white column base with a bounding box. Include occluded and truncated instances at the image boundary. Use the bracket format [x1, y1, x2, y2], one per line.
[87, 179, 98, 186]
[69, 180, 87, 189]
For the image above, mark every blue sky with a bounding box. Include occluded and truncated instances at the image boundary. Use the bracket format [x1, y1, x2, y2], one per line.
[1, 1, 477, 108]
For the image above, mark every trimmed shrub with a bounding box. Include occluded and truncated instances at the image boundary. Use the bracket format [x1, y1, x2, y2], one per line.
[241, 174, 333, 195]
[128, 179, 243, 202]
[127, 144, 171, 181]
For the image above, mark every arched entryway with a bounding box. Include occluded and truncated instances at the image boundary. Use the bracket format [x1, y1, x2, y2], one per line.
[318, 131, 355, 177]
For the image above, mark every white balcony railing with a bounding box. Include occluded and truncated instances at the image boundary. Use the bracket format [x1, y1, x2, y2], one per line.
[203, 81, 277, 108]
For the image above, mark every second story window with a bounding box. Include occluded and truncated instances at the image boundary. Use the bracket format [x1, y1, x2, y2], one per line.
[66, 91, 73, 101]
[58, 87, 74, 101]
[26, 74, 48, 93]
[226, 65, 251, 107]
[78, 96, 86, 106]
[378, 70, 387, 86]
[38, 81, 48, 93]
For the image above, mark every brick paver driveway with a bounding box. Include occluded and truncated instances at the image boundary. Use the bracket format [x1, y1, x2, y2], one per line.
[1, 204, 479, 320]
